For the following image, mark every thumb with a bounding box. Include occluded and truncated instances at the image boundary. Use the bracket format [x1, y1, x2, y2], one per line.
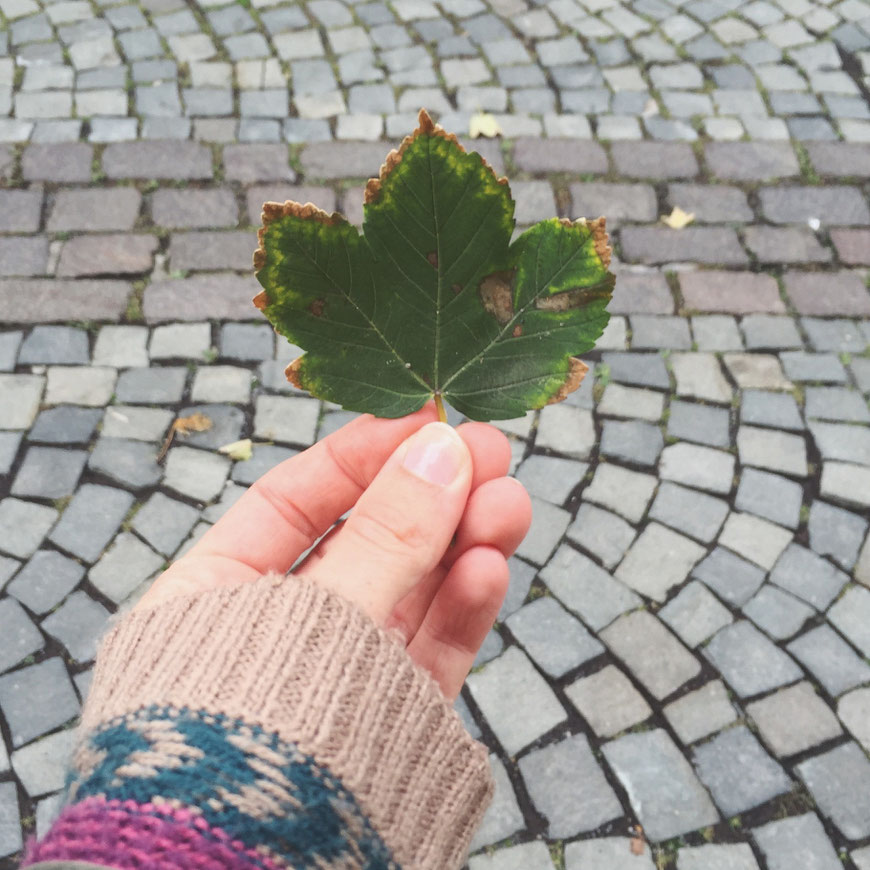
[305, 422, 473, 625]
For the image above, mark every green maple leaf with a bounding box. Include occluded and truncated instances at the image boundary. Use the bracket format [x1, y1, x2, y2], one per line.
[253, 110, 614, 422]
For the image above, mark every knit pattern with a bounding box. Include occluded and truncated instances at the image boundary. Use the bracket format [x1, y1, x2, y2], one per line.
[25, 573, 493, 870]
[26, 706, 398, 870]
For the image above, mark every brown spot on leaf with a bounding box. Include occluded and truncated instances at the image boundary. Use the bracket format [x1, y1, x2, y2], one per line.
[452, 283, 462, 295]
[479, 270, 515, 325]
[253, 290, 268, 311]
[547, 358, 589, 405]
[427, 251, 438, 268]
[285, 357, 304, 389]
[536, 275, 615, 311]
[309, 298, 325, 317]
[512, 324, 523, 337]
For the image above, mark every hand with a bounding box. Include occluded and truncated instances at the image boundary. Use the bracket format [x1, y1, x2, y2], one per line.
[137, 404, 532, 701]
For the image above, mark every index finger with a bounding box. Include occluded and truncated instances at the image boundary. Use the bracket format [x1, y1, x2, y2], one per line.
[188, 403, 439, 577]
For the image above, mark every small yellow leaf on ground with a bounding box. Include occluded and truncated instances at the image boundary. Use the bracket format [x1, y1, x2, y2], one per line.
[469, 111, 502, 139]
[218, 438, 253, 461]
[661, 206, 695, 229]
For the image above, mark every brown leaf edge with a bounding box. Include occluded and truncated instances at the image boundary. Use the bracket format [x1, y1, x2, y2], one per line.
[364, 107, 508, 206]
[540, 215, 610, 405]
[284, 356, 303, 390]
[252, 201, 345, 311]
[546, 357, 589, 405]
[566, 216, 612, 270]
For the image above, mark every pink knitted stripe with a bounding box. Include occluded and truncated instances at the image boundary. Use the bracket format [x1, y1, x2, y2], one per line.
[24, 796, 286, 870]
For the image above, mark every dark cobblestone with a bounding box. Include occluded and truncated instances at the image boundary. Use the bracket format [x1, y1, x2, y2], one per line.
[760, 187, 870, 227]
[48, 188, 142, 232]
[666, 184, 753, 223]
[0, 190, 42, 234]
[102, 140, 213, 179]
[513, 138, 608, 174]
[151, 188, 238, 228]
[223, 144, 294, 182]
[785, 271, 870, 316]
[805, 142, 870, 179]
[169, 231, 253, 272]
[611, 141, 698, 178]
[57, 234, 158, 277]
[621, 227, 748, 265]
[704, 142, 799, 181]
[143, 274, 261, 322]
[570, 183, 657, 226]
[21, 143, 92, 182]
[680, 271, 784, 314]
[0, 280, 131, 323]
[299, 141, 386, 179]
[744, 226, 832, 264]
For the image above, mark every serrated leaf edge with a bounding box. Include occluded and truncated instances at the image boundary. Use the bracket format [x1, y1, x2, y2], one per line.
[547, 357, 590, 405]
[572, 216, 612, 270]
[252, 200, 346, 290]
[363, 108, 509, 208]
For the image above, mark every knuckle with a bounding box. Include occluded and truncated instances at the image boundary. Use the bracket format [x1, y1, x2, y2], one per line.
[347, 504, 431, 565]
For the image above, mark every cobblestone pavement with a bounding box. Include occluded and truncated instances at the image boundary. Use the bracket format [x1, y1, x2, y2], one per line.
[0, 0, 868, 143]
[1, 0, 870, 867]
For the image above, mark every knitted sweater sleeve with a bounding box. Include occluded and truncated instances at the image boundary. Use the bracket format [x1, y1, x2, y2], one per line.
[22, 573, 493, 870]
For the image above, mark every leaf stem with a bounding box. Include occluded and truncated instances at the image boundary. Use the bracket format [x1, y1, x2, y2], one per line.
[434, 393, 447, 423]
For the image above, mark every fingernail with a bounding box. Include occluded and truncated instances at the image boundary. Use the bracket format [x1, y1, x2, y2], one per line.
[401, 423, 464, 486]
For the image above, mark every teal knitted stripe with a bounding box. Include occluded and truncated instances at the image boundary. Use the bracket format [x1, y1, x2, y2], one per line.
[73, 706, 400, 869]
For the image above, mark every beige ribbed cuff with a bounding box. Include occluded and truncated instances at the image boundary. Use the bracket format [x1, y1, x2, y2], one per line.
[82, 573, 493, 870]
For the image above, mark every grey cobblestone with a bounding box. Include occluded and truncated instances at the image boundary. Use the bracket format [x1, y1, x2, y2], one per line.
[771, 543, 849, 610]
[789, 624, 870, 696]
[41, 590, 109, 662]
[469, 756, 524, 852]
[566, 665, 651, 738]
[6, 550, 84, 615]
[736, 468, 803, 529]
[0, 658, 79, 748]
[2, 0, 870, 855]
[543, 543, 640, 630]
[466, 646, 566, 755]
[705, 620, 802, 698]
[49, 483, 133, 563]
[663, 680, 737, 745]
[521, 734, 622, 839]
[666, 401, 730, 448]
[601, 610, 700, 700]
[693, 726, 792, 815]
[603, 730, 719, 841]
[747, 681, 843, 757]
[660, 581, 732, 647]
[743, 584, 814, 641]
[797, 743, 870, 839]
[752, 814, 841, 870]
